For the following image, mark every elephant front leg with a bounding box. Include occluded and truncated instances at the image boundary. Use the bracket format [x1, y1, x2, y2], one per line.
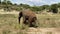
[33, 21, 38, 28]
[23, 18, 28, 25]
[29, 21, 34, 27]
[29, 20, 38, 27]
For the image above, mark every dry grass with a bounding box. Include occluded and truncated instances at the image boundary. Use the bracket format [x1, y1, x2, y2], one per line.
[37, 14, 60, 28]
[0, 14, 28, 34]
[0, 13, 60, 34]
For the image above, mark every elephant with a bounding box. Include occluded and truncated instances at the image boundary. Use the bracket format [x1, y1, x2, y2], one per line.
[18, 9, 37, 27]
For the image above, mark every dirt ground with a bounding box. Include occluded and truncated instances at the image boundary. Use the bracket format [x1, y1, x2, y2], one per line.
[26, 27, 60, 34]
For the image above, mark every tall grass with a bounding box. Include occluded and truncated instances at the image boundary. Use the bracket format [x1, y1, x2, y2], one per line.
[37, 14, 60, 28]
[0, 14, 28, 34]
[0, 14, 60, 34]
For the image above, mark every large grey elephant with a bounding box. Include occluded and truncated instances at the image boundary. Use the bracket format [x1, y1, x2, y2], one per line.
[18, 9, 37, 27]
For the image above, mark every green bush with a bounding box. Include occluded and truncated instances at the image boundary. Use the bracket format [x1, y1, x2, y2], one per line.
[50, 4, 58, 13]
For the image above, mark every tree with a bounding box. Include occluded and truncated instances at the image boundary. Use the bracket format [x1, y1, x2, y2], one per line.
[57, 3, 60, 8]
[42, 5, 49, 10]
[0, 0, 1, 4]
[19, 3, 31, 10]
[2, 0, 12, 5]
[2, 0, 12, 11]
[2, 0, 8, 4]
[7, 0, 12, 5]
[50, 4, 58, 13]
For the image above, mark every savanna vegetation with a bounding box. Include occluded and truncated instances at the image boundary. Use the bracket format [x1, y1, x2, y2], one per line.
[0, 0, 60, 13]
[0, 14, 60, 34]
[0, 0, 60, 34]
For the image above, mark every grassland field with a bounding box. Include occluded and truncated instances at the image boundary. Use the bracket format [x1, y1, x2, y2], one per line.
[0, 12, 60, 34]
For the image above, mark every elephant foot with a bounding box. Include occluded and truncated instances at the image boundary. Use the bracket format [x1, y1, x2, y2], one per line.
[29, 24, 38, 28]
